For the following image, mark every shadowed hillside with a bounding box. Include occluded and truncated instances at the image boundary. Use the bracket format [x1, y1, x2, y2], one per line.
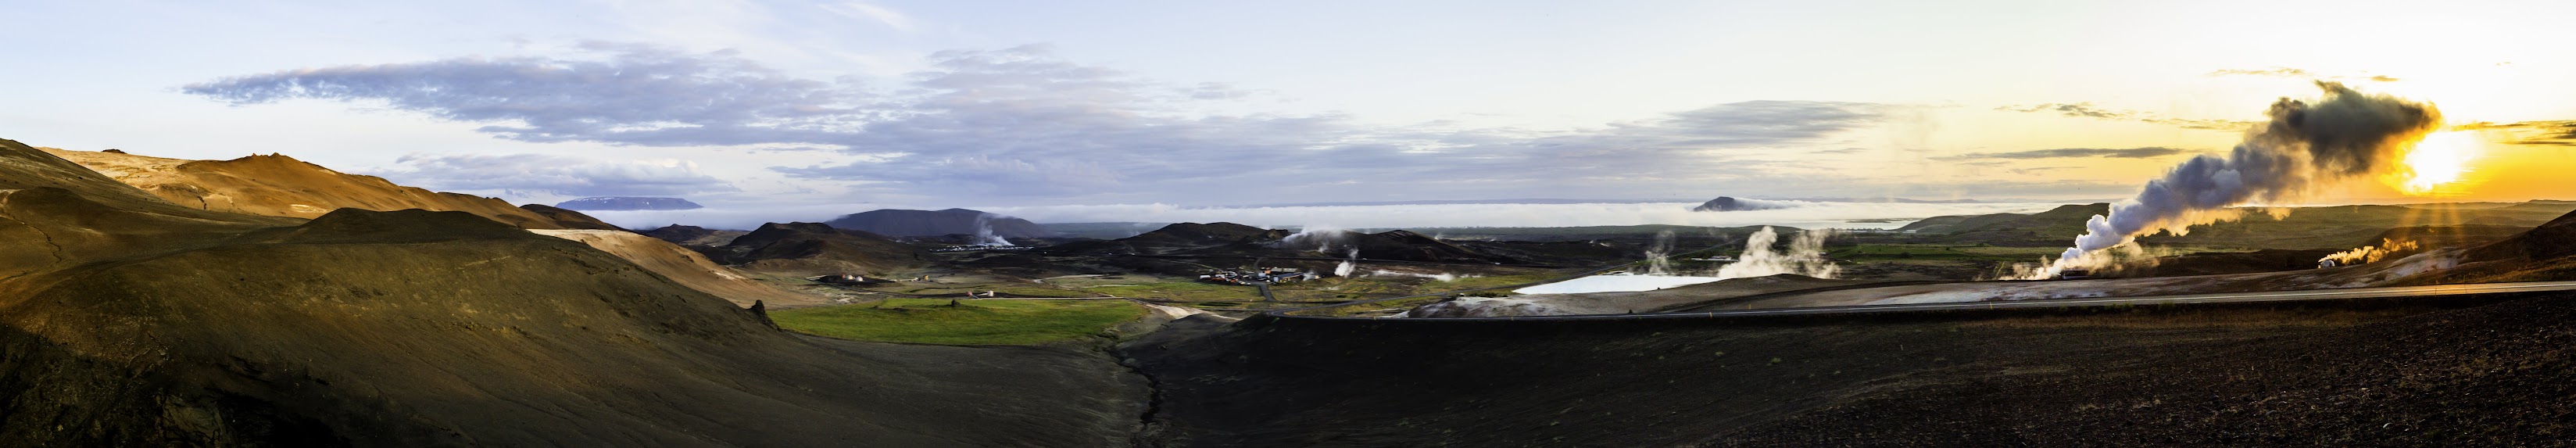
[0, 138, 1145, 446]
[708, 222, 932, 276]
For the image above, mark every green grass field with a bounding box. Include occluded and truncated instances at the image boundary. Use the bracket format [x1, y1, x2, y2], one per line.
[771, 299, 1147, 345]
[1076, 281, 1266, 301]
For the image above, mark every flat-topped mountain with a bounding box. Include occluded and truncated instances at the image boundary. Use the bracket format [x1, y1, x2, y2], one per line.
[825, 208, 1051, 238]
[556, 196, 705, 210]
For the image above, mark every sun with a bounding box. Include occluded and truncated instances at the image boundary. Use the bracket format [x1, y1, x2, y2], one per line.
[2386, 130, 2481, 195]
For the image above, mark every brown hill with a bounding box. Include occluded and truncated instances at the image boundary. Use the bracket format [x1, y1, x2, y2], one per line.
[41, 147, 602, 229]
[0, 139, 1143, 445]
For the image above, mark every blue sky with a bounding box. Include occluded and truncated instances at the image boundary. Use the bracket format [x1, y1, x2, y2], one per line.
[5, 0, 2574, 215]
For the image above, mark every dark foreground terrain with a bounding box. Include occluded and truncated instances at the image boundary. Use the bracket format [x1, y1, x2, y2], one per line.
[1125, 293, 2576, 446]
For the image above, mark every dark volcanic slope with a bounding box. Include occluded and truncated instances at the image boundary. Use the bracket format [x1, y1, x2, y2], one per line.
[713, 222, 932, 275]
[0, 140, 1143, 446]
[826, 208, 1051, 238]
[1712, 296, 2576, 446]
[1050, 222, 1290, 256]
[1126, 293, 2571, 446]
[639, 224, 748, 247]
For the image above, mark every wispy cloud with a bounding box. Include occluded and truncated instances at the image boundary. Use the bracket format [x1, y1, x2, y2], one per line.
[2458, 120, 2576, 145]
[187, 41, 868, 149]
[2208, 66, 2400, 82]
[1937, 147, 2195, 160]
[821, 2, 914, 32]
[1996, 102, 2256, 131]
[2208, 67, 2313, 77]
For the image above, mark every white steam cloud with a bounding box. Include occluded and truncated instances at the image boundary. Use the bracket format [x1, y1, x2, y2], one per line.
[1334, 248, 1358, 278]
[1275, 226, 1351, 253]
[972, 213, 1014, 246]
[2027, 82, 2442, 278]
[2322, 238, 2419, 266]
[1712, 226, 1841, 280]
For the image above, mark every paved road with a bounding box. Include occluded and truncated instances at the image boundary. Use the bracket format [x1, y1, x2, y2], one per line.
[1279, 280, 2576, 321]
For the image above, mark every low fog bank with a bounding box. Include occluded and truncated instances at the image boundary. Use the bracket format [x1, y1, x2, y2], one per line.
[976, 201, 2063, 229]
[580, 201, 2065, 232]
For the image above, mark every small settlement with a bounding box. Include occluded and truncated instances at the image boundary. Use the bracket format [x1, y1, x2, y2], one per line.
[1199, 267, 1321, 285]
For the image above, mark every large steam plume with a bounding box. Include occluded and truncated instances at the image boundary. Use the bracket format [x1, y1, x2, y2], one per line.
[1712, 226, 1840, 280]
[972, 213, 1014, 246]
[2032, 82, 2441, 277]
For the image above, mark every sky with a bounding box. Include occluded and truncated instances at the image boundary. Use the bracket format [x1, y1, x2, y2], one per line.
[5, 0, 2574, 220]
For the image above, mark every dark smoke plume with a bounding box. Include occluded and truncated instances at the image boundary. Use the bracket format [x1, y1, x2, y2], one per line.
[2040, 82, 2440, 275]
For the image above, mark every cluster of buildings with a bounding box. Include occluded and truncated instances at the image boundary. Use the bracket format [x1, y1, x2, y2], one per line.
[1199, 267, 1321, 285]
[806, 274, 892, 285]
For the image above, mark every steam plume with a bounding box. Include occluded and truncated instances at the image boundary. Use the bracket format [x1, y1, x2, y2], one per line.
[2321, 238, 2419, 266]
[1334, 248, 1358, 278]
[2034, 82, 2441, 277]
[1712, 226, 1841, 280]
[972, 213, 1014, 246]
[1276, 226, 1352, 253]
[1642, 231, 1677, 275]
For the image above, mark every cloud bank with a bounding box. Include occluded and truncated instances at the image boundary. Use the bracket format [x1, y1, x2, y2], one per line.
[186, 43, 1900, 203]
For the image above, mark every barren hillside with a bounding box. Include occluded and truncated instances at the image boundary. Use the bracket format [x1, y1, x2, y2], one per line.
[41, 147, 599, 229]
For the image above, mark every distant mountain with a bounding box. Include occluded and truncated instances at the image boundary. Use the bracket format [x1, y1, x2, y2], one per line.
[556, 196, 704, 211]
[1690, 196, 1797, 212]
[825, 208, 1051, 238]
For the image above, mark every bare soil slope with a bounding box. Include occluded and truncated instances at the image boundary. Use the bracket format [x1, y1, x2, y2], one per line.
[534, 229, 829, 308]
[41, 147, 597, 229]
